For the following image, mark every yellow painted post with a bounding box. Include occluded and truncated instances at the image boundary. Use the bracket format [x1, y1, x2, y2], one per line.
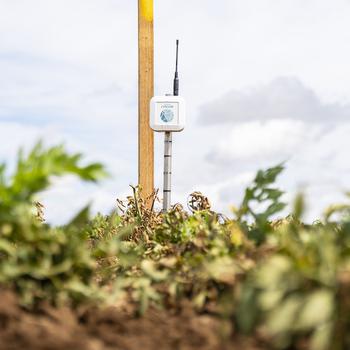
[138, 0, 154, 200]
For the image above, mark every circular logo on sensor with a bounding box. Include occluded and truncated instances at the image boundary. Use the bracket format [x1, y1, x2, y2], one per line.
[160, 109, 174, 123]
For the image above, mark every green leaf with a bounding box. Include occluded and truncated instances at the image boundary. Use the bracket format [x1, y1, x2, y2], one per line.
[141, 260, 169, 282]
[293, 192, 305, 220]
[295, 290, 334, 331]
[66, 205, 91, 230]
[266, 295, 303, 336]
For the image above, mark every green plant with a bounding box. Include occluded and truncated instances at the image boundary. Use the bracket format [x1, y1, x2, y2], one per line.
[235, 164, 286, 244]
[236, 196, 350, 350]
[1, 144, 349, 350]
[0, 142, 108, 306]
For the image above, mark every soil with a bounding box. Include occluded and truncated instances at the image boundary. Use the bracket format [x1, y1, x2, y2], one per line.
[0, 290, 263, 350]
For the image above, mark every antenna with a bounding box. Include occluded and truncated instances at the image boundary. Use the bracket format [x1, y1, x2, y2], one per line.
[173, 40, 179, 96]
[149, 40, 185, 212]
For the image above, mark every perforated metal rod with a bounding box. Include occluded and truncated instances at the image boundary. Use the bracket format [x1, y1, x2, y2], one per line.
[163, 131, 172, 211]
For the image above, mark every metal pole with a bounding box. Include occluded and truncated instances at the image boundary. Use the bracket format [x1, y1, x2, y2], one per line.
[163, 131, 172, 211]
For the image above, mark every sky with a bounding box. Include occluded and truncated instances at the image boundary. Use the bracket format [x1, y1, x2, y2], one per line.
[0, 0, 350, 223]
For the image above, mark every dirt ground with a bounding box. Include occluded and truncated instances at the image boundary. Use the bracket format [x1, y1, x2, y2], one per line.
[0, 290, 263, 350]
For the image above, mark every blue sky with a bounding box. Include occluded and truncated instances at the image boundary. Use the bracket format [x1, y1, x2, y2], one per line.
[1, 0, 350, 223]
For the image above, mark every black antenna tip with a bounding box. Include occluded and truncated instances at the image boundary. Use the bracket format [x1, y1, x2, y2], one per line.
[174, 40, 180, 96]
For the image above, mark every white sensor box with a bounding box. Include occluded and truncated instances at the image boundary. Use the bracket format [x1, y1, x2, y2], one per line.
[150, 96, 186, 132]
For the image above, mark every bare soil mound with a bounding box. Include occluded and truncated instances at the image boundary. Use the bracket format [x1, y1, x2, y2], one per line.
[0, 290, 262, 350]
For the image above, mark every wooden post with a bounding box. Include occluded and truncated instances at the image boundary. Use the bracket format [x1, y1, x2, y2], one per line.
[138, 0, 154, 199]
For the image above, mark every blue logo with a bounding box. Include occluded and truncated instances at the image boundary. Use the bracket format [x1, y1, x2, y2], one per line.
[160, 109, 174, 123]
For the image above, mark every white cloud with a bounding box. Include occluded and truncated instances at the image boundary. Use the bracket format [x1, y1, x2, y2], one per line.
[0, 122, 62, 162]
[200, 77, 350, 125]
[41, 176, 121, 223]
[208, 119, 311, 161]
[0, 0, 350, 223]
[189, 76, 350, 220]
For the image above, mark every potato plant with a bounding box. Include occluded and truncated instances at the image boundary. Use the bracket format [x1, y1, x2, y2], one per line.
[0, 142, 349, 350]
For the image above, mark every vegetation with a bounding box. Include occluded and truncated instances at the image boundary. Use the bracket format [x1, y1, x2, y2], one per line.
[0, 142, 349, 350]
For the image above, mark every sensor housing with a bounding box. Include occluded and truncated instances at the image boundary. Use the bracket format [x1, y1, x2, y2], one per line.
[150, 95, 186, 132]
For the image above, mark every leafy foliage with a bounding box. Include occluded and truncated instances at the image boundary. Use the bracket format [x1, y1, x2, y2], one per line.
[0, 143, 350, 350]
[0, 142, 108, 306]
[235, 163, 286, 243]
